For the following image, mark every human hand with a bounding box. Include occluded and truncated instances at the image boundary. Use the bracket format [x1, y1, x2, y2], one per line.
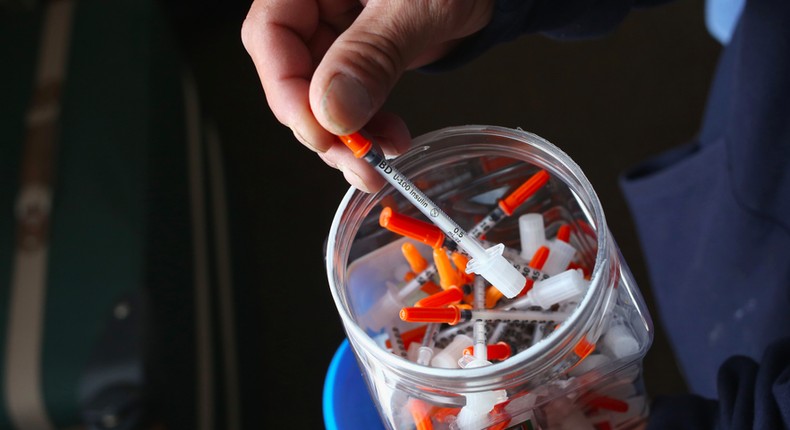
[242, 0, 495, 192]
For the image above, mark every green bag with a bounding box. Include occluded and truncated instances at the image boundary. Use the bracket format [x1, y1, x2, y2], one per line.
[1, 0, 239, 428]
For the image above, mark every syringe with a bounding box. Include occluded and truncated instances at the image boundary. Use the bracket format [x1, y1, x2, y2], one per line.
[399, 305, 570, 326]
[340, 132, 527, 298]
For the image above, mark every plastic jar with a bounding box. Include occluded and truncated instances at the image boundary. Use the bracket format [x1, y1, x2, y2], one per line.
[325, 125, 654, 430]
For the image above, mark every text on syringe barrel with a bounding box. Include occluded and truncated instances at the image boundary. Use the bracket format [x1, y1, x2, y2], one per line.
[364, 151, 489, 257]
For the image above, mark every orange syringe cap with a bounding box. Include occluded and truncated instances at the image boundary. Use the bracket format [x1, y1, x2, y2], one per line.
[433, 247, 460, 289]
[407, 398, 434, 430]
[451, 251, 475, 284]
[485, 285, 504, 309]
[338, 132, 372, 158]
[556, 224, 572, 243]
[529, 245, 550, 269]
[586, 395, 630, 413]
[573, 336, 596, 360]
[385, 324, 427, 350]
[380, 207, 445, 249]
[520, 245, 551, 297]
[498, 169, 550, 216]
[414, 285, 465, 308]
[400, 306, 461, 325]
[463, 341, 512, 361]
[401, 242, 429, 273]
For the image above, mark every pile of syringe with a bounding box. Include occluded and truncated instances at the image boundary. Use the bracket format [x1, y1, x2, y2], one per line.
[339, 133, 648, 430]
[352, 172, 646, 430]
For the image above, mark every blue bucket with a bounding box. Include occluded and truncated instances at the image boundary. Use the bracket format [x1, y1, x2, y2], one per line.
[323, 339, 386, 430]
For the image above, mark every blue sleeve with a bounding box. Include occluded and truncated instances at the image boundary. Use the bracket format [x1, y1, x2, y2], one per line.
[647, 337, 790, 429]
[421, 0, 673, 72]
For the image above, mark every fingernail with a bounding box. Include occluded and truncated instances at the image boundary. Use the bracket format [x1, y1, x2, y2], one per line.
[322, 74, 372, 134]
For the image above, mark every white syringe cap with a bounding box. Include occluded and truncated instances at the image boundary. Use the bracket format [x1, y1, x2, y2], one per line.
[542, 239, 577, 276]
[600, 323, 640, 359]
[518, 213, 546, 260]
[465, 243, 526, 299]
[431, 334, 473, 368]
[568, 353, 610, 377]
[529, 268, 588, 308]
[455, 358, 508, 430]
[455, 392, 508, 430]
[361, 288, 402, 332]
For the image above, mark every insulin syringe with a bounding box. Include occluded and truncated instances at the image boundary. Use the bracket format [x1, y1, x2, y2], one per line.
[340, 132, 527, 298]
[399, 305, 570, 326]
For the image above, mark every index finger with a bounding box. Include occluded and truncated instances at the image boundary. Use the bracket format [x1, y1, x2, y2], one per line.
[241, 0, 350, 152]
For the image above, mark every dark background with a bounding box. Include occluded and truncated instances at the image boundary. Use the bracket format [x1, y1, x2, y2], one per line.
[165, 0, 721, 427]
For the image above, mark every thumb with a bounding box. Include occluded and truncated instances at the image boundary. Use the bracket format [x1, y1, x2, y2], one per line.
[309, 0, 493, 135]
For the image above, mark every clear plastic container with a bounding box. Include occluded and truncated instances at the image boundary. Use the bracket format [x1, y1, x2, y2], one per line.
[325, 125, 654, 430]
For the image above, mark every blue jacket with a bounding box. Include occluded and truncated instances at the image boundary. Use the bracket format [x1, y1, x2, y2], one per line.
[622, 0, 790, 427]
